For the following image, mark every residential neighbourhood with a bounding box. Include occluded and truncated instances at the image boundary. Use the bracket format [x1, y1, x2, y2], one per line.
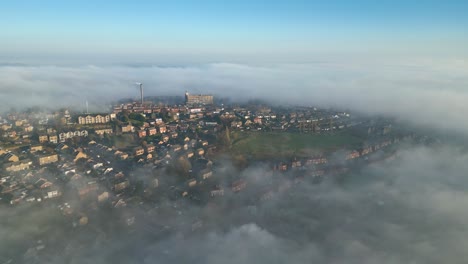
[0, 93, 417, 263]
[0, 94, 412, 209]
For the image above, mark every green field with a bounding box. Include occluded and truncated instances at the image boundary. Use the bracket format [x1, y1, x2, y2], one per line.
[110, 134, 139, 149]
[230, 131, 364, 159]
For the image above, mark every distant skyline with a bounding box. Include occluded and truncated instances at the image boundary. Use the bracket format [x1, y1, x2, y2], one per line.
[1, 0, 467, 64]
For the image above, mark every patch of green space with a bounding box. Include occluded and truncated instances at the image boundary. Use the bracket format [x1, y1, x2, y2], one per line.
[111, 134, 138, 149]
[230, 131, 364, 159]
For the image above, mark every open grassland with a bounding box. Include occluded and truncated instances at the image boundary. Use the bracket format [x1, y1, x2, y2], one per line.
[230, 131, 364, 159]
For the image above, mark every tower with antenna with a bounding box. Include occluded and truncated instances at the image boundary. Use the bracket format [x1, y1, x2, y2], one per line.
[136, 82, 143, 105]
[86, 100, 89, 114]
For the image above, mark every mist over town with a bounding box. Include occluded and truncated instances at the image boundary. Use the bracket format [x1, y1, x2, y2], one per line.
[1, 1, 467, 263]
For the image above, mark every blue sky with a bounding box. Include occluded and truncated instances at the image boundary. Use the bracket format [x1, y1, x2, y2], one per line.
[1, 0, 467, 63]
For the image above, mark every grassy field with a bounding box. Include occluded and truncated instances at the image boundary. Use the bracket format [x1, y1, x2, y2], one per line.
[230, 131, 364, 159]
[111, 134, 139, 149]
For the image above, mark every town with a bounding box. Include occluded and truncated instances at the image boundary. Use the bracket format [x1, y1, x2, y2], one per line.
[0, 90, 416, 260]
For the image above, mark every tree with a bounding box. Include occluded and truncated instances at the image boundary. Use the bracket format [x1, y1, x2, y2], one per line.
[217, 126, 231, 149]
[129, 113, 145, 123]
[76, 157, 88, 172]
[232, 154, 248, 169]
[172, 156, 192, 178]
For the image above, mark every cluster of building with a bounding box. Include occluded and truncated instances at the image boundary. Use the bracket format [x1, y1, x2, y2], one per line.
[0, 91, 412, 244]
[77, 114, 114, 125]
[0, 102, 223, 207]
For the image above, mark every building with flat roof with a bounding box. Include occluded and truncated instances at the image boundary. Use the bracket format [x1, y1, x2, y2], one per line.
[185, 91, 213, 105]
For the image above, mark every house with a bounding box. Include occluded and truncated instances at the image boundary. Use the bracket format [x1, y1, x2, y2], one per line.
[45, 189, 61, 199]
[305, 157, 327, 165]
[155, 118, 163, 124]
[58, 130, 88, 142]
[199, 168, 213, 180]
[38, 134, 48, 143]
[6, 130, 17, 138]
[73, 151, 88, 162]
[35, 178, 53, 189]
[70, 173, 82, 181]
[77, 181, 98, 199]
[55, 143, 69, 152]
[1, 124, 12, 131]
[182, 143, 188, 150]
[204, 121, 217, 126]
[59, 132, 72, 142]
[9, 190, 27, 205]
[23, 125, 34, 133]
[158, 125, 167, 134]
[167, 123, 178, 131]
[29, 145, 44, 153]
[172, 145, 182, 152]
[271, 126, 284, 131]
[361, 146, 373, 156]
[170, 132, 178, 138]
[187, 178, 197, 187]
[346, 150, 360, 160]
[231, 179, 247, 192]
[2, 152, 19, 163]
[280, 163, 288, 171]
[147, 127, 157, 136]
[98, 192, 109, 203]
[148, 120, 156, 126]
[114, 179, 130, 192]
[134, 147, 144, 156]
[145, 144, 156, 153]
[94, 128, 113, 135]
[78, 114, 111, 125]
[3, 159, 31, 172]
[291, 160, 302, 168]
[114, 171, 125, 179]
[114, 150, 128, 160]
[36, 153, 59, 165]
[137, 130, 147, 138]
[231, 121, 243, 128]
[196, 148, 205, 156]
[48, 134, 58, 144]
[118, 152, 129, 160]
[120, 123, 134, 133]
[210, 188, 224, 197]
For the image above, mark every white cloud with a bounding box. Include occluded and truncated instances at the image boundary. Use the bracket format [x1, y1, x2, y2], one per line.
[1, 59, 467, 133]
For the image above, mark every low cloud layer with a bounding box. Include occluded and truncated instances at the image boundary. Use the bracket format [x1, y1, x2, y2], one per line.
[2, 60, 468, 263]
[0, 59, 467, 133]
[129, 145, 468, 264]
[3, 145, 468, 263]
